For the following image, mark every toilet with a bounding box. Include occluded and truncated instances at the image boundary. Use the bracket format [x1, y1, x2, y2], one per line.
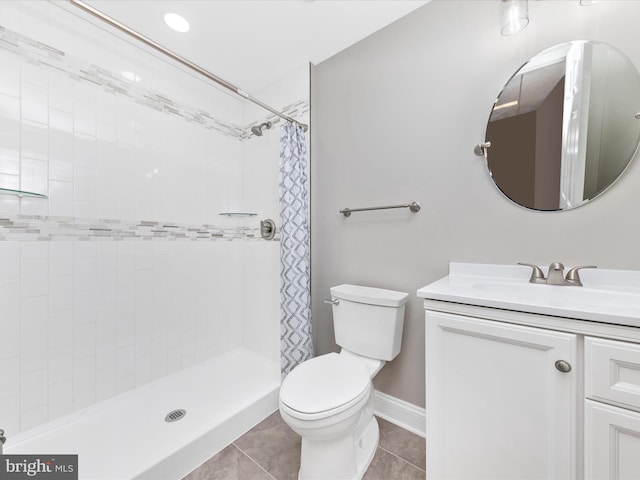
[279, 284, 409, 480]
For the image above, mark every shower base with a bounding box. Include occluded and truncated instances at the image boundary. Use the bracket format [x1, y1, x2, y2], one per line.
[5, 348, 280, 479]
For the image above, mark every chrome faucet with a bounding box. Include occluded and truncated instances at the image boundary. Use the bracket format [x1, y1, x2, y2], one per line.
[519, 262, 597, 286]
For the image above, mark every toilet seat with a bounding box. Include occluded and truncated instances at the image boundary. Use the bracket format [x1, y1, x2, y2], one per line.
[280, 353, 371, 419]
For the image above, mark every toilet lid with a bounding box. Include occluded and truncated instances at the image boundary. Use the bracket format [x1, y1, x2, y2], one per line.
[280, 353, 371, 415]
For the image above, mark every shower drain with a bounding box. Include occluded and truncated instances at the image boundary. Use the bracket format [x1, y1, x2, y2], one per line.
[165, 409, 187, 422]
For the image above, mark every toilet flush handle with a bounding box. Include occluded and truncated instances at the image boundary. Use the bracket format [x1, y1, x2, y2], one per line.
[324, 299, 339, 305]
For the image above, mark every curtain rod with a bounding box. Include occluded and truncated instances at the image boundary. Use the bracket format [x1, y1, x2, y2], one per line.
[67, 0, 308, 132]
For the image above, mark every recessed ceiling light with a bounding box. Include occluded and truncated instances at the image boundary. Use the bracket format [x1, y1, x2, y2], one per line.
[164, 12, 190, 33]
[121, 71, 141, 82]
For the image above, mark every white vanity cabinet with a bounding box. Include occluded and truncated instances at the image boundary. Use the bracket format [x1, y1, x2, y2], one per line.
[419, 263, 640, 480]
[584, 337, 640, 479]
[427, 310, 578, 479]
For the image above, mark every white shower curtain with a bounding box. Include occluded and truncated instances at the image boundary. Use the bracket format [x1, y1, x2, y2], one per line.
[279, 122, 312, 377]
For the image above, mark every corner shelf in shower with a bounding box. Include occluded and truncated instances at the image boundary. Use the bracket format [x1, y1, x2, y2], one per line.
[0, 187, 48, 199]
[219, 212, 258, 217]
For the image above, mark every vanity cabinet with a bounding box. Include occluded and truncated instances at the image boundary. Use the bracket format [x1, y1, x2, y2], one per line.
[425, 304, 640, 480]
[584, 337, 640, 479]
[419, 263, 640, 479]
[427, 311, 578, 479]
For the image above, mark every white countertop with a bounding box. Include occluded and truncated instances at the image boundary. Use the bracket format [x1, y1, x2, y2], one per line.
[417, 263, 640, 328]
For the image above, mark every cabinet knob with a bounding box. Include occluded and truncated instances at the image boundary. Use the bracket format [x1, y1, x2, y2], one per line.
[554, 360, 572, 373]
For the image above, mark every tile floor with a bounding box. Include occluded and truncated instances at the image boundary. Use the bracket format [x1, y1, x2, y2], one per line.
[183, 411, 426, 480]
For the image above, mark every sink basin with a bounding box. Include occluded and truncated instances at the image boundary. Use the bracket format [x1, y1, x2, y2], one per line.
[417, 263, 640, 328]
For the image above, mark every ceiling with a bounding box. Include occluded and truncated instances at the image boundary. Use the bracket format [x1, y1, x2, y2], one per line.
[84, 0, 429, 94]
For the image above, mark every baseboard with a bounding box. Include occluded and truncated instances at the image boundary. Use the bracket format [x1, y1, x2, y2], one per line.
[373, 390, 426, 438]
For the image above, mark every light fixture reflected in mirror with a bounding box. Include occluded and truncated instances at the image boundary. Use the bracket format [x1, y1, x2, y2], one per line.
[500, 0, 529, 36]
[164, 13, 190, 33]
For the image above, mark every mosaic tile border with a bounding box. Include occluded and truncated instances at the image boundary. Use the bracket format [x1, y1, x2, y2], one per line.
[0, 25, 308, 141]
[0, 215, 281, 242]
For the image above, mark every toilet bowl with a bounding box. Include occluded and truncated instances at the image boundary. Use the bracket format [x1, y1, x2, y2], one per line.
[279, 353, 379, 480]
[279, 284, 409, 480]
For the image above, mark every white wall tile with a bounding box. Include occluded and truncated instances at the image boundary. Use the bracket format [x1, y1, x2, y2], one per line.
[21, 82, 48, 124]
[0, 282, 20, 349]
[0, 242, 20, 280]
[96, 271, 117, 305]
[21, 62, 48, 90]
[0, 50, 20, 98]
[96, 242, 117, 272]
[49, 242, 73, 277]
[95, 367, 116, 402]
[20, 405, 48, 432]
[0, 395, 20, 436]
[49, 130, 74, 182]
[48, 180, 74, 217]
[20, 258, 48, 298]
[74, 97, 96, 137]
[50, 108, 73, 133]
[0, 356, 20, 400]
[48, 275, 73, 313]
[20, 195, 49, 217]
[49, 310, 73, 350]
[48, 3, 75, 55]
[48, 347, 73, 385]
[21, 121, 48, 162]
[73, 389, 95, 411]
[73, 288, 96, 326]
[74, 241, 96, 259]
[0, 193, 20, 216]
[96, 92, 117, 125]
[21, 157, 48, 195]
[49, 73, 73, 113]
[116, 344, 135, 391]
[74, 134, 96, 169]
[74, 255, 97, 292]
[48, 379, 73, 419]
[95, 303, 116, 370]
[19, 0, 49, 48]
[0, 113, 21, 181]
[73, 200, 96, 219]
[0, 315, 19, 360]
[73, 354, 95, 394]
[0, 93, 20, 121]
[20, 296, 48, 373]
[116, 313, 134, 349]
[20, 368, 47, 412]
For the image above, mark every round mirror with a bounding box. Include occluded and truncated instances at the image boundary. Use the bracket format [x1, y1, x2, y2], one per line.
[484, 41, 640, 211]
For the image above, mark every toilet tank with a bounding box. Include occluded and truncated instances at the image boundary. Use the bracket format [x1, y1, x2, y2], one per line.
[330, 284, 409, 361]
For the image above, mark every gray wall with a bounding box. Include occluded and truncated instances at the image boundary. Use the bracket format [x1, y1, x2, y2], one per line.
[311, 0, 640, 408]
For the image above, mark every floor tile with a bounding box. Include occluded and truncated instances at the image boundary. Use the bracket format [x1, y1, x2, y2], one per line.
[233, 411, 301, 480]
[377, 417, 426, 470]
[185, 411, 427, 480]
[363, 446, 426, 480]
[182, 445, 274, 480]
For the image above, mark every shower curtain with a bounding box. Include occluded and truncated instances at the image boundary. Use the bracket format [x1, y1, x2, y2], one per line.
[279, 122, 312, 377]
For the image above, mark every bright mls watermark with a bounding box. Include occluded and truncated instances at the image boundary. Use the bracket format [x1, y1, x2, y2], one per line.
[0, 455, 77, 479]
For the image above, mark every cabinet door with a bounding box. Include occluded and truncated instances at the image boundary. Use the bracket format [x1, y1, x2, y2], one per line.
[585, 400, 640, 480]
[426, 311, 577, 479]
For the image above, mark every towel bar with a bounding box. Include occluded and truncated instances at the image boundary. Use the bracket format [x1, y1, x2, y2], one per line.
[340, 202, 421, 217]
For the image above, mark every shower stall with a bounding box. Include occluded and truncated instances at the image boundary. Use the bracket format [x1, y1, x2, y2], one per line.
[0, 1, 309, 477]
